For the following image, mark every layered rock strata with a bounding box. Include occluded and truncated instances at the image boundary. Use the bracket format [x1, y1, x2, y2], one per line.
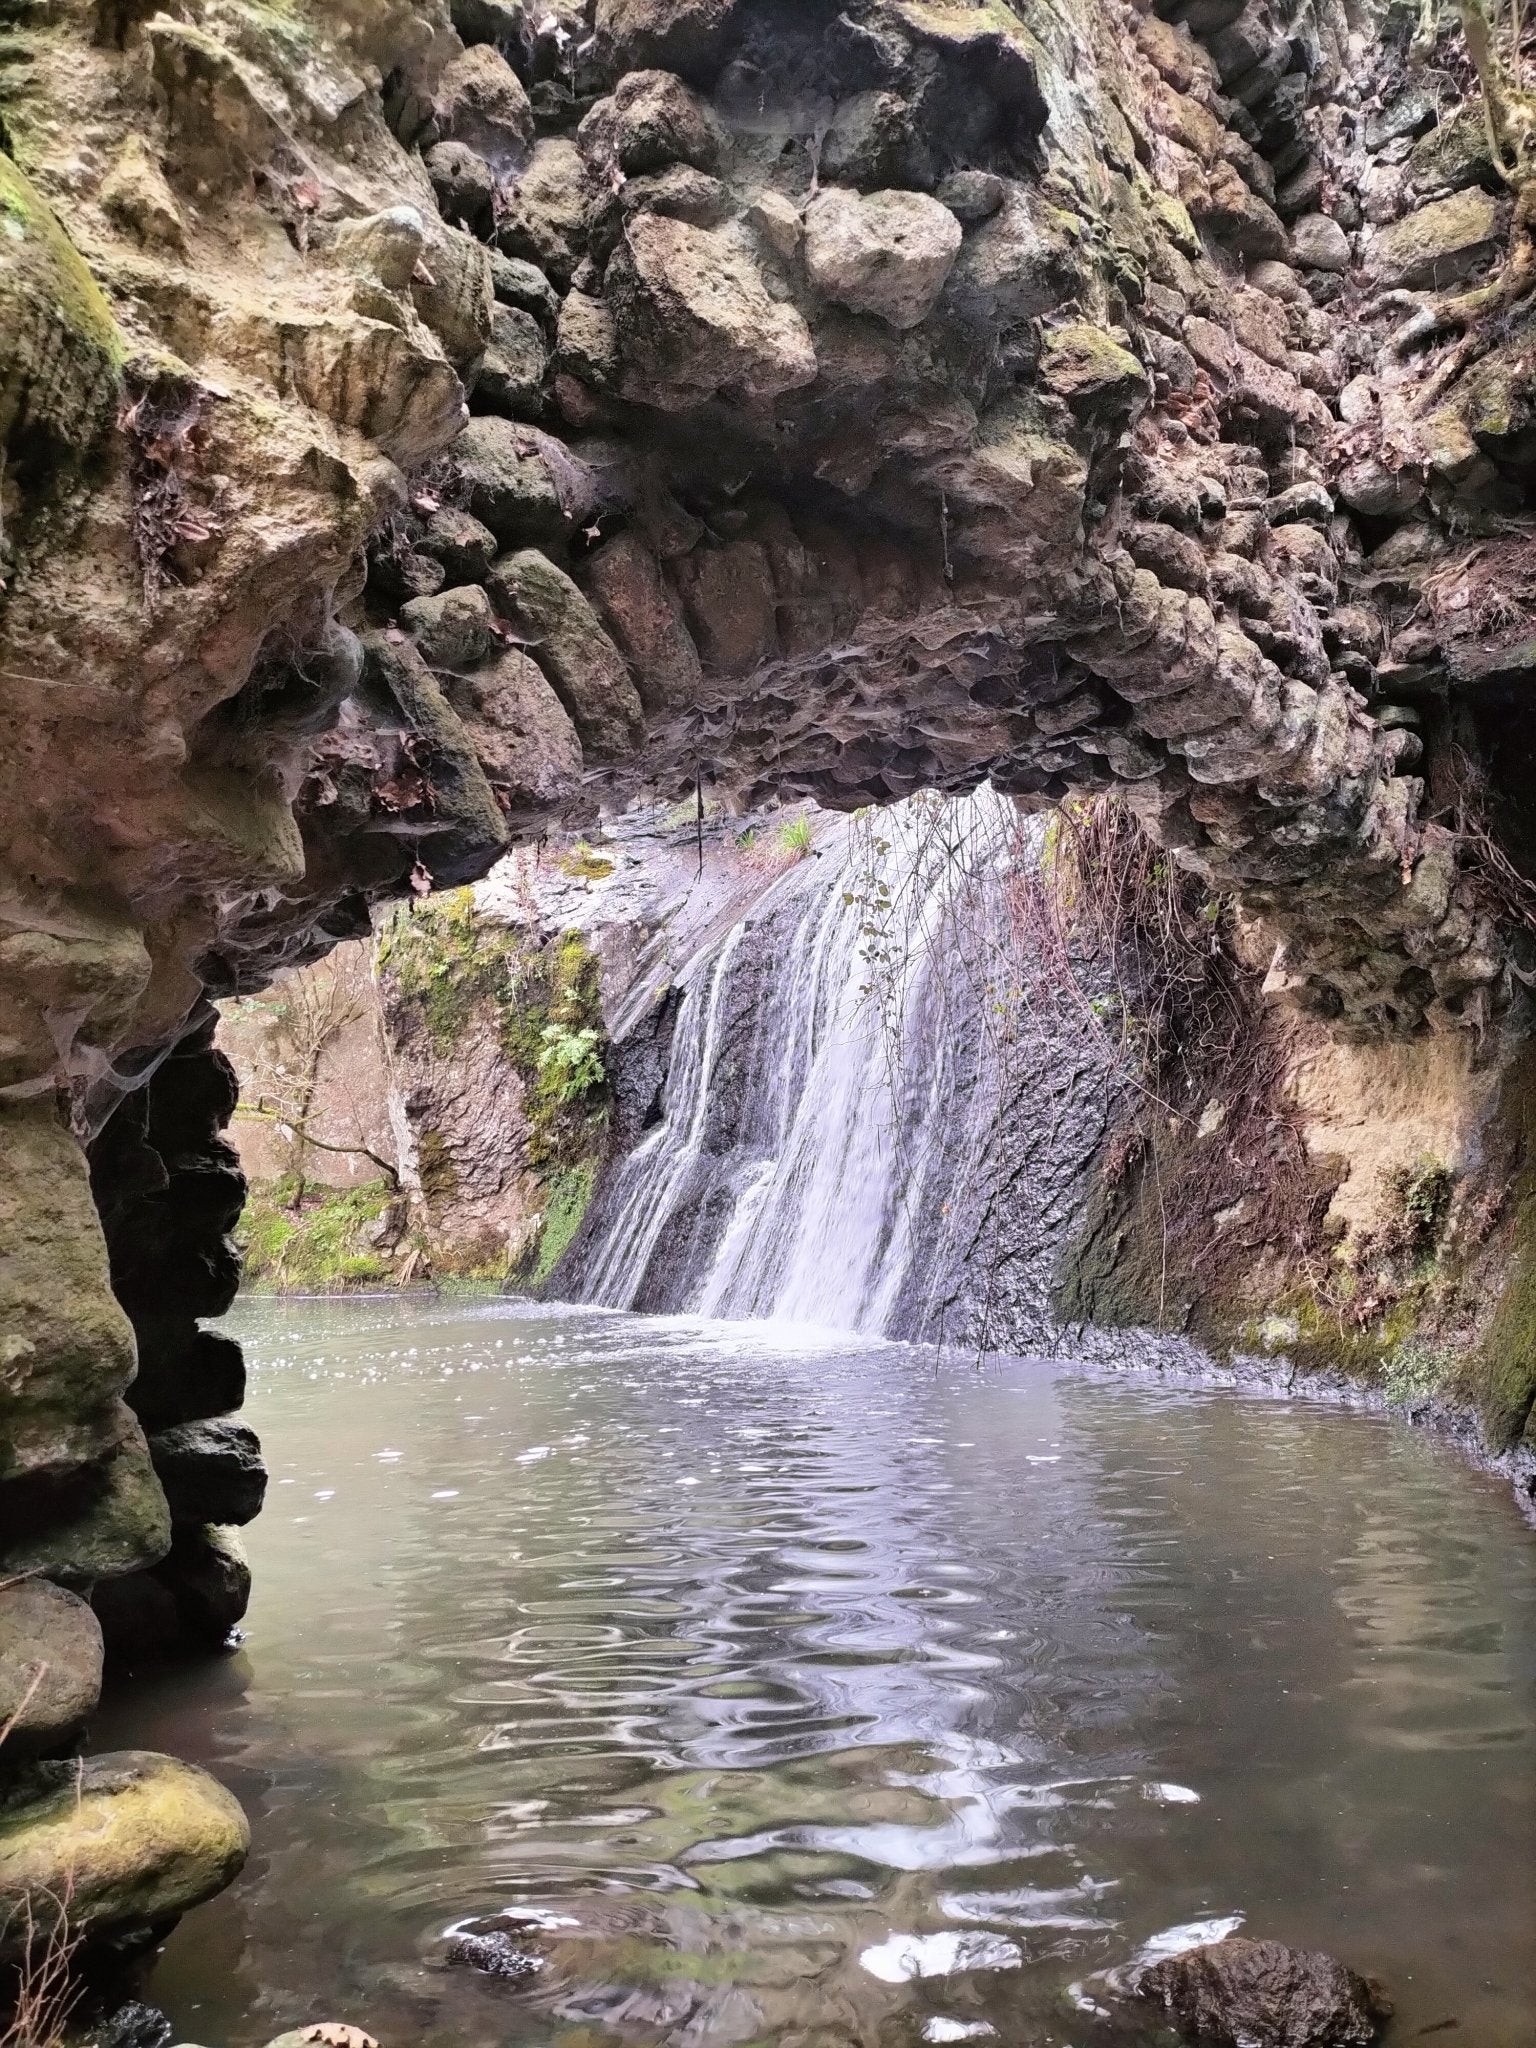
[4, 0, 1536, 1948]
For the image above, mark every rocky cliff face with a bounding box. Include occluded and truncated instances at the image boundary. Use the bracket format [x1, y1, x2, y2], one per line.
[6, 0, 1536, 1961]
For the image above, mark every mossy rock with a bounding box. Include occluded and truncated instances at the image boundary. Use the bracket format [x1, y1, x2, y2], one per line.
[0, 153, 123, 462]
[0, 1437, 172, 1586]
[0, 1097, 139, 1482]
[0, 1750, 248, 1958]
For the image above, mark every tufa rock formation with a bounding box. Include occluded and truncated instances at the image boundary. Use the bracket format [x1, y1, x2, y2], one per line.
[4, 0, 1536, 1948]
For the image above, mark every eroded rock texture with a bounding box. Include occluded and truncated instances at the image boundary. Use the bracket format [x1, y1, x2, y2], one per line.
[5, 0, 1536, 1934]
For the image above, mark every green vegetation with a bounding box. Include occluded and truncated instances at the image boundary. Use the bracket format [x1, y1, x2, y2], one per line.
[538, 1022, 605, 1104]
[526, 1164, 597, 1285]
[777, 813, 813, 859]
[558, 841, 615, 880]
[237, 1177, 397, 1292]
[378, 891, 610, 1285]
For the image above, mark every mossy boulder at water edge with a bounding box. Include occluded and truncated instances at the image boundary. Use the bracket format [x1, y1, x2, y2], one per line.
[0, 1752, 248, 1958]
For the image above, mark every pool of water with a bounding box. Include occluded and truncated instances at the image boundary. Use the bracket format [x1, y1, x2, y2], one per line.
[93, 1296, 1535, 2048]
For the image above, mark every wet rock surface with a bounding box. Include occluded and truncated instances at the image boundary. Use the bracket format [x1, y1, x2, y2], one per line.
[1138, 1936, 1391, 2047]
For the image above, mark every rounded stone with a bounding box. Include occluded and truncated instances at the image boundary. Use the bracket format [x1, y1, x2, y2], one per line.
[400, 585, 498, 670]
[1338, 457, 1425, 519]
[162, 1525, 252, 1647]
[420, 508, 499, 585]
[0, 1579, 103, 1759]
[1289, 212, 1351, 272]
[0, 1752, 249, 1958]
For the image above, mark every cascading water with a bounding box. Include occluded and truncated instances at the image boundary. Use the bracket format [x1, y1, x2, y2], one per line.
[557, 794, 1124, 1349]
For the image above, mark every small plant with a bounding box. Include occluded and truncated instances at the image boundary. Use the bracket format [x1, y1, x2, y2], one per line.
[776, 814, 813, 859]
[557, 841, 614, 881]
[1387, 1156, 1456, 1262]
[537, 1023, 605, 1104]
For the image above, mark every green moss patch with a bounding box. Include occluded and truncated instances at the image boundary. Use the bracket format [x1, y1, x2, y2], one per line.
[237, 1177, 398, 1293]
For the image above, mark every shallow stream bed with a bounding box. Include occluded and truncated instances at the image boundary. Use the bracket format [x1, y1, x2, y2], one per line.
[93, 1297, 1535, 2048]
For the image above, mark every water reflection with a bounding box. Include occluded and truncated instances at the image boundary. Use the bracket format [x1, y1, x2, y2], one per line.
[92, 1299, 1536, 2048]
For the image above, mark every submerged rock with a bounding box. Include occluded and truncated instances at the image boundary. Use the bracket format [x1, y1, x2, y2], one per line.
[1137, 1936, 1391, 2047]
[0, 1752, 248, 1957]
[93, 1999, 173, 2048]
[444, 1928, 544, 1978]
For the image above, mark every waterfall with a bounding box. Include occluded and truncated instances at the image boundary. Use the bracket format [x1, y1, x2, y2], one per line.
[557, 794, 1122, 1349]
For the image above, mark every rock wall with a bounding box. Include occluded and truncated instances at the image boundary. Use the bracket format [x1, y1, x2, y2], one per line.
[5, 0, 1536, 1961]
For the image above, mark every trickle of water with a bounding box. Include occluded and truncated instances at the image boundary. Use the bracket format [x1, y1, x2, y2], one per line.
[560, 796, 1117, 1345]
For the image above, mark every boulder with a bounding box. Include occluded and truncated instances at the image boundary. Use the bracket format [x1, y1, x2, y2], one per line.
[1, 1438, 172, 1588]
[497, 138, 589, 285]
[420, 507, 499, 584]
[400, 584, 498, 669]
[425, 141, 496, 237]
[411, 224, 495, 370]
[0, 1579, 103, 1759]
[487, 549, 645, 757]
[608, 164, 730, 235]
[489, 252, 560, 325]
[556, 290, 621, 389]
[804, 187, 962, 330]
[450, 416, 567, 546]
[433, 45, 533, 170]
[595, 0, 742, 77]
[1365, 188, 1503, 290]
[157, 1525, 251, 1646]
[946, 181, 1081, 325]
[605, 214, 817, 407]
[0, 1095, 140, 1489]
[936, 168, 1006, 222]
[672, 538, 778, 676]
[147, 1421, 266, 1528]
[474, 303, 548, 415]
[584, 532, 704, 716]
[123, 1325, 246, 1433]
[445, 647, 585, 821]
[1039, 321, 1149, 422]
[1137, 1936, 1390, 2047]
[576, 68, 724, 178]
[0, 1752, 248, 1958]
[452, 0, 523, 40]
[1290, 212, 1351, 272]
[821, 90, 936, 191]
[1338, 457, 1424, 518]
